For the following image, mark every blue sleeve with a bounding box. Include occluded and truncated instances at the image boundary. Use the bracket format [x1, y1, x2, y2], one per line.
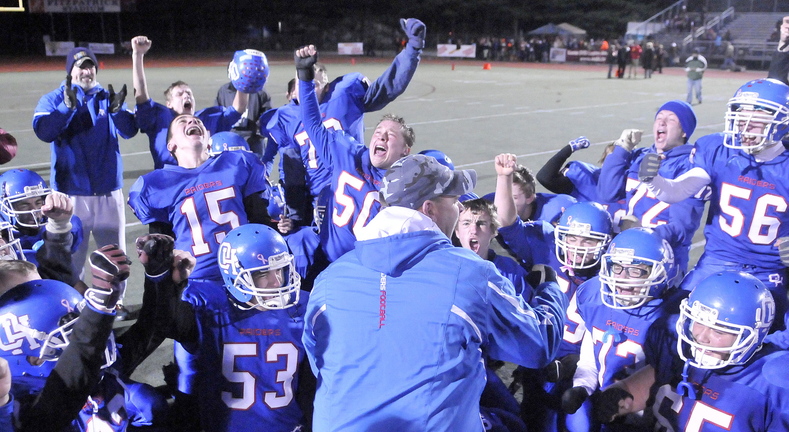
[302, 281, 325, 376]
[299, 80, 336, 166]
[111, 107, 138, 139]
[128, 176, 168, 225]
[362, 45, 421, 112]
[497, 218, 553, 267]
[484, 263, 568, 368]
[32, 87, 78, 143]
[198, 105, 243, 133]
[134, 99, 166, 135]
[596, 146, 637, 202]
[239, 152, 270, 198]
[260, 109, 280, 172]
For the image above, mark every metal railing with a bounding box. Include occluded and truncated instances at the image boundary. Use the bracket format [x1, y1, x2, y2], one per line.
[627, 0, 688, 37]
[682, 7, 735, 45]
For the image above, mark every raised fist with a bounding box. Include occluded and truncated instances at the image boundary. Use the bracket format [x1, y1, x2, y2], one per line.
[526, 264, 558, 288]
[568, 136, 591, 152]
[494, 153, 517, 176]
[85, 245, 131, 311]
[131, 36, 152, 55]
[295, 45, 318, 82]
[135, 234, 175, 277]
[614, 129, 642, 152]
[400, 18, 426, 50]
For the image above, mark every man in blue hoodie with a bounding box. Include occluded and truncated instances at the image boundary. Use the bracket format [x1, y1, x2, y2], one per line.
[303, 154, 568, 432]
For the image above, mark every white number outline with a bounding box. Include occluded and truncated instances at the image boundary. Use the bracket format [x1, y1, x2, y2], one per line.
[180, 187, 241, 256]
[295, 118, 343, 169]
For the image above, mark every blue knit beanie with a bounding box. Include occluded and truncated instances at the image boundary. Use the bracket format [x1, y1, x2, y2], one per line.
[656, 100, 697, 139]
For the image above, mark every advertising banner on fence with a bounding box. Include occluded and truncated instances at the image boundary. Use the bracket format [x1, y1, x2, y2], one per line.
[437, 44, 476, 58]
[29, 0, 123, 13]
[337, 43, 364, 55]
[549, 48, 606, 63]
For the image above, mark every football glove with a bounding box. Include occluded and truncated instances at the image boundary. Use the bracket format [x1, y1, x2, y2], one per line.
[85, 245, 131, 312]
[526, 264, 557, 288]
[108, 84, 127, 114]
[613, 129, 642, 152]
[400, 18, 426, 50]
[63, 75, 77, 110]
[590, 386, 633, 424]
[135, 234, 175, 278]
[544, 353, 580, 383]
[638, 152, 662, 182]
[295, 45, 317, 82]
[568, 136, 590, 152]
[561, 386, 589, 414]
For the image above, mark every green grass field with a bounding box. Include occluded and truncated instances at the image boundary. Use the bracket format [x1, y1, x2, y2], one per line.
[0, 54, 767, 387]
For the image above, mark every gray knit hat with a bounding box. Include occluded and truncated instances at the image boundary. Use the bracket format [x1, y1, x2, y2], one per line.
[380, 154, 476, 209]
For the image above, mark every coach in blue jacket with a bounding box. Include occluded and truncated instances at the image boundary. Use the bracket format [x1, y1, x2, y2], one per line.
[33, 47, 136, 291]
[303, 154, 568, 431]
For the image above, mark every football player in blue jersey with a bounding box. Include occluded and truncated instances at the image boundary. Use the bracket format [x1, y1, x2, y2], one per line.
[295, 44, 417, 262]
[537, 137, 628, 230]
[0, 169, 83, 266]
[262, 18, 425, 228]
[486, 161, 577, 225]
[131, 35, 252, 169]
[596, 101, 707, 279]
[0, 246, 169, 431]
[150, 225, 313, 432]
[640, 79, 789, 332]
[560, 227, 682, 431]
[591, 271, 789, 431]
[495, 157, 614, 432]
[128, 114, 271, 282]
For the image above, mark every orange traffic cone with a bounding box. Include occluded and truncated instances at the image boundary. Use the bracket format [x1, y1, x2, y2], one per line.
[351, 58, 356, 65]
[482, 63, 492, 70]
[451, 63, 455, 70]
[100, 61, 106, 69]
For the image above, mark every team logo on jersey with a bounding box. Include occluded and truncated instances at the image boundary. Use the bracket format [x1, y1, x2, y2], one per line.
[0, 312, 41, 355]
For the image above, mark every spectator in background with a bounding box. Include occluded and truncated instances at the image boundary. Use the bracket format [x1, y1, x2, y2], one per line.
[616, 43, 629, 79]
[606, 42, 617, 79]
[685, 48, 707, 104]
[721, 41, 737, 70]
[627, 40, 642, 79]
[642, 41, 654, 79]
[654, 43, 665, 74]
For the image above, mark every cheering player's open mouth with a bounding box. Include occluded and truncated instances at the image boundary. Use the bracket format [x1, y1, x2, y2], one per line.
[655, 128, 666, 142]
[186, 125, 203, 136]
[468, 238, 480, 253]
[373, 144, 387, 156]
[183, 101, 193, 111]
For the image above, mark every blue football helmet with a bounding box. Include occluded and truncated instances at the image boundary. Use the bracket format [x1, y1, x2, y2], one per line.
[267, 181, 287, 222]
[0, 280, 116, 377]
[208, 131, 250, 157]
[554, 202, 613, 269]
[217, 224, 300, 310]
[0, 169, 51, 229]
[539, 194, 578, 225]
[723, 78, 789, 154]
[599, 228, 675, 309]
[228, 49, 269, 94]
[418, 149, 455, 170]
[676, 271, 774, 369]
[0, 220, 23, 261]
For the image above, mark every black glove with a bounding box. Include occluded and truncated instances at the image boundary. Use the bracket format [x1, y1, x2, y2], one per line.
[526, 264, 557, 288]
[543, 353, 580, 383]
[84, 244, 131, 311]
[400, 18, 426, 50]
[63, 75, 77, 110]
[135, 234, 175, 278]
[295, 46, 317, 82]
[638, 152, 662, 182]
[590, 386, 634, 424]
[561, 386, 589, 414]
[108, 84, 127, 114]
